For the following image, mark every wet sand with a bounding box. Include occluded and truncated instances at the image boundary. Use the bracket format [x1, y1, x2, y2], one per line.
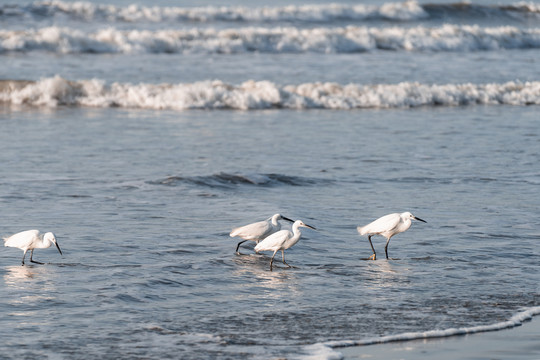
[339, 317, 540, 360]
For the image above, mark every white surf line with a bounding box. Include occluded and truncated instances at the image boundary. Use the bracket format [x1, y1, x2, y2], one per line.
[2, 77, 540, 110]
[323, 306, 540, 350]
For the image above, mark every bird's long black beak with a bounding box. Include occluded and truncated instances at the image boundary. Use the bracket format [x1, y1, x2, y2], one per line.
[414, 216, 427, 223]
[305, 224, 316, 230]
[282, 216, 295, 223]
[55, 242, 63, 255]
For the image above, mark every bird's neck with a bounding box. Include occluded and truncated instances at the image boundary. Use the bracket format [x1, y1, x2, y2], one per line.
[401, 219, 412, 231]
[37, 237, 52, 249]
[284, 226, 302, 248]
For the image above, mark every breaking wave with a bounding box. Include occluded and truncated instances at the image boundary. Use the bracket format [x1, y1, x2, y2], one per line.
[304, 306, 540, 360]
[1, 25, 540, 54]
[1, 1, 539, 24]
[149, 173, 329, 188]
[0, 1, 428, 23]
[1, 76, 539, 110]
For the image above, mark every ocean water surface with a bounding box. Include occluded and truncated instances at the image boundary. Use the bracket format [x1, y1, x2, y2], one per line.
[0, 0, 539, 359]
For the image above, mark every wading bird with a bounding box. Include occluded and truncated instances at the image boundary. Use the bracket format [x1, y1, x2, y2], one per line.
[357, 212, 426, 260]
[254, 219, 316, 271]
[3, 230, 63, 265]
[230, 213, 294, 253]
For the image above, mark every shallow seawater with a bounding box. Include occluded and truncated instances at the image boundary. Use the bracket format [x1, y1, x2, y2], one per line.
[1, 0, 540, 358]
[0, 106, 538, 359]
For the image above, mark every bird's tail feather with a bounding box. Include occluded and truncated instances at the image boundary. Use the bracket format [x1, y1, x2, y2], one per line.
[357, 226, 367, 235]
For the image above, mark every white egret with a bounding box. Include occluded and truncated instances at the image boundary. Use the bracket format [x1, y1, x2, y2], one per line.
[357, 212, 426, 260]
[3, 230, 62, 265]
[230, 213, 294, 253]
[254, 220, 316, 271]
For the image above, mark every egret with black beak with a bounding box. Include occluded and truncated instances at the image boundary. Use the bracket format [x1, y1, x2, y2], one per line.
[4, 230, 63, 265]
[254, 219, 316, 271]
[230, 213, 294, 253]
[357, 212, 426, 260]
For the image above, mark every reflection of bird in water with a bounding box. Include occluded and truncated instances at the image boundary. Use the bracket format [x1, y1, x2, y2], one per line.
[231, 258, 303, 302]
[254, 220, 316, 271]
[4, 265, 36, 282]
[357, 212, 426, 260]
[4, 230, 63, 265]
[230, 214, 294, 253]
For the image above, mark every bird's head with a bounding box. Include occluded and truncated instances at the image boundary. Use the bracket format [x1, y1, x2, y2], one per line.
[44, 232, 63, 255]
[295, 220, 316, 230]
[402, 212, 426, 223]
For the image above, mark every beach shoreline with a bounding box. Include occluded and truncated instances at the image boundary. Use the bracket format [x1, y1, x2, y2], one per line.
[338, 315, 540, 360]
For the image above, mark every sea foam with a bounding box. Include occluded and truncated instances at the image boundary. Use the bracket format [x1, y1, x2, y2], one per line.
[1, 76, 539, 110]
[1, 1, 428, 23]
[302, 306, 540, 360]
[3, 1, 540, 24]
[1, 25, 540, 54]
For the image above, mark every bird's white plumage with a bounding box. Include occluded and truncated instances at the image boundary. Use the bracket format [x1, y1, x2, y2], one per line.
[230, 218, 275, 241]
[357, 212, 426, 260]
[358, 213, 405, 238]
[4, 229, 62, 265]
[254, 229, 290, 252]
[230, 213, 294, 253]
[255, 220, 315, 270]
[4, 229, 41, 250]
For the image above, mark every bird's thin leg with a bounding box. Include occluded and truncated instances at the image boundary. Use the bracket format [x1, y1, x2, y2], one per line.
[235, 240, 248, 254]
[21, 250, 27, 266]
[281, 250, 292, 268]
[30, 249, 44, 265]
[384, 238, 391, 260]
[270, 250, 278, 271]
[368, 235, 376, 260]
